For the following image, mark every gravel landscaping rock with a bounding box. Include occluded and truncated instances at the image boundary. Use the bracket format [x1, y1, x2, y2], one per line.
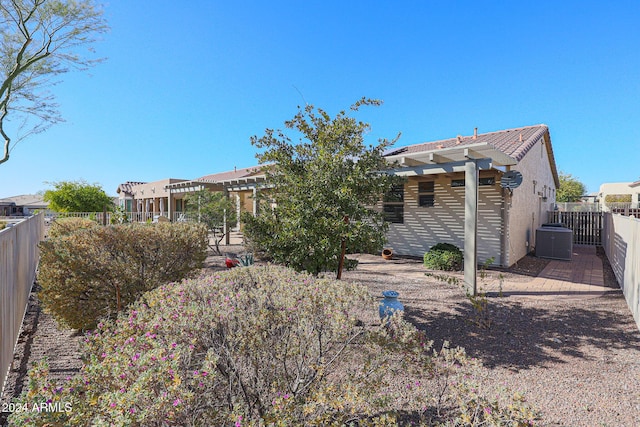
[340, 252, 640, 426]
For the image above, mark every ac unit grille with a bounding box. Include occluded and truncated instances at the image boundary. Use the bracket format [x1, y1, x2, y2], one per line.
[535, 227, 573, 261]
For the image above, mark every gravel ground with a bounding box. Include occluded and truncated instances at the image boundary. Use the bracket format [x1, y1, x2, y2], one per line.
[340, 250, 640, 426]
[2, 247, 640, 426]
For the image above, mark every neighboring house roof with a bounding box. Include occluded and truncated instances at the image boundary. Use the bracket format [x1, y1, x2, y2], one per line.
[385, 124, 559, 187]
[197, 166, 262, 183]
[117, 181, 146, 196]
[630, 180, 640, 188]
[0, 194, 48, 208]
[162, 167, 265, 193]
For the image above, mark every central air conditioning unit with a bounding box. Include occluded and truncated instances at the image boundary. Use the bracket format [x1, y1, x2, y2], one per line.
[535, 224, 573, 261]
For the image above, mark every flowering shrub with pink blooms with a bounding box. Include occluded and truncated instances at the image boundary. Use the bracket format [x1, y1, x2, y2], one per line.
[37, 222, 208, 329]
[11, 266, 538, 426]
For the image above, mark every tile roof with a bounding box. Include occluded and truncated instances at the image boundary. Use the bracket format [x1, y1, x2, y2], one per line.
[0, 194, 48, 207]
[385, 124, 549, 162]
[116, 181, 146, 195]
[385, 124, 559, 187]
[197, 166, 262, 183]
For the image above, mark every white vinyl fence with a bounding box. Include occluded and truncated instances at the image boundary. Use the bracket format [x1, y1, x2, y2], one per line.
[42, 211, 194, 224]
[602, 212, 640, 331]
[0, 214, 44, 396]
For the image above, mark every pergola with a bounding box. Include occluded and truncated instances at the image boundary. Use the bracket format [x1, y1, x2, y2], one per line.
[384, 142, 518, 295]
[164, 175, 268, 244]
[164, 180, 223, 221]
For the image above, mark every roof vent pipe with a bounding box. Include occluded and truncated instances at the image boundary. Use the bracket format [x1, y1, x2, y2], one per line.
[473, 128, 478, 139]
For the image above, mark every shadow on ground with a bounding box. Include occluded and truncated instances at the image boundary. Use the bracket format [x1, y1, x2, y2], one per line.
[404, 293, 640, 370]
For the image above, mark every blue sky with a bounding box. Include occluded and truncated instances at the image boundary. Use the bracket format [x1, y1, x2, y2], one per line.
[1, 0, 639, 198]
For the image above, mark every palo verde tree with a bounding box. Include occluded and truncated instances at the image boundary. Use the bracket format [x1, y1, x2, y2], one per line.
[184, 188, 237, 254]
[556, 171, 586, 203]
[243, 98, 401, 277]
[1, 0, 108, 165]
[43, 180, 113, 212]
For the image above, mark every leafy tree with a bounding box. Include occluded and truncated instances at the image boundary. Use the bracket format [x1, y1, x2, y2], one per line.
[184, 188, 237, 254]
[43, 180, 113, 212]
[243, 98, 401, 277]
[556, 172, 586, 203]
[1, 0, 108, 165]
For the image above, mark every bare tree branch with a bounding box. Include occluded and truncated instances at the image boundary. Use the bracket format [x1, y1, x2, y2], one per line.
[0, 0, 108, 165]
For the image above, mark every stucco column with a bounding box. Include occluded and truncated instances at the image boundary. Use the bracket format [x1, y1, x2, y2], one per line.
[464, 159, 478, 296]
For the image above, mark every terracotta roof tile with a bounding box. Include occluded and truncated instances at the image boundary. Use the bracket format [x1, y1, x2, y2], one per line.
[117, 181, 146, 195]
[386, 124, 549, 162]
[197, 166, 262, 183]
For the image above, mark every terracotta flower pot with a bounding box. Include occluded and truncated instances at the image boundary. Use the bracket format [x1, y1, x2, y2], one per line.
[381, 248, 393, 260]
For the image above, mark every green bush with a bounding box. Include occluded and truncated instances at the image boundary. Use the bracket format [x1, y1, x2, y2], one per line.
[0, 221, 6, 230]
[37, 222, 208, 329]
[604, 194, 632, 205]
[11, 266, 538, 426]
[48, 216, 97, 238]
[424, 242, 463, 271]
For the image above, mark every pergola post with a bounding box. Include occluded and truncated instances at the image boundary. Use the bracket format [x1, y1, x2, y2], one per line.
[252, 187, 258, 216]
[224, 189, 230, 245]
[464, 158, 479, 296]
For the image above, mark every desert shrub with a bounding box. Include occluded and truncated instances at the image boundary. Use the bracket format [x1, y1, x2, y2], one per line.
[47, 216, 98, 238]
[604, 194, 632, 205]
[37, 222, 208, 329]
[109, 205, 129, 224]
[0, 221, 6, 230]
[424, 243, 463, 271]
[11, 266, 538, 427]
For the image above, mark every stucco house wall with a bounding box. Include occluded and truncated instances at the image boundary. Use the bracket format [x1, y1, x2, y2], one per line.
[383, 124, 559, 267]
[131, 178, 188, 213]
[598, 182, 640, 211]
[505, 132, 557, 265]
[385, 171, 503, 265]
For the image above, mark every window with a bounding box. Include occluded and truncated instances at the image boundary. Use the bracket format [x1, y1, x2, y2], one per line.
[175, 199, 184, 212]
[418, 181, 435, 207]
[480, 177, 496, 186]
[451, 177, 496, 187]
[383, 184, 404, 223]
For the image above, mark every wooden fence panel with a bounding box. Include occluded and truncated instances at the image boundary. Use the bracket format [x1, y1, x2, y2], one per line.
[547, 211, 603, 245]
[0, 215, 44, 396]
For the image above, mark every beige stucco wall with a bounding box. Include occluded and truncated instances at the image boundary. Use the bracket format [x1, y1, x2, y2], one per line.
[236, 191, 254, 215]
[132, 179, 187, 200]
[130, 179, 188, 213]
[598, 182, 640, 211]
[230, 190, 256, 230]
[385, 171, 503, 266]
[506, 134, 557, 265]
